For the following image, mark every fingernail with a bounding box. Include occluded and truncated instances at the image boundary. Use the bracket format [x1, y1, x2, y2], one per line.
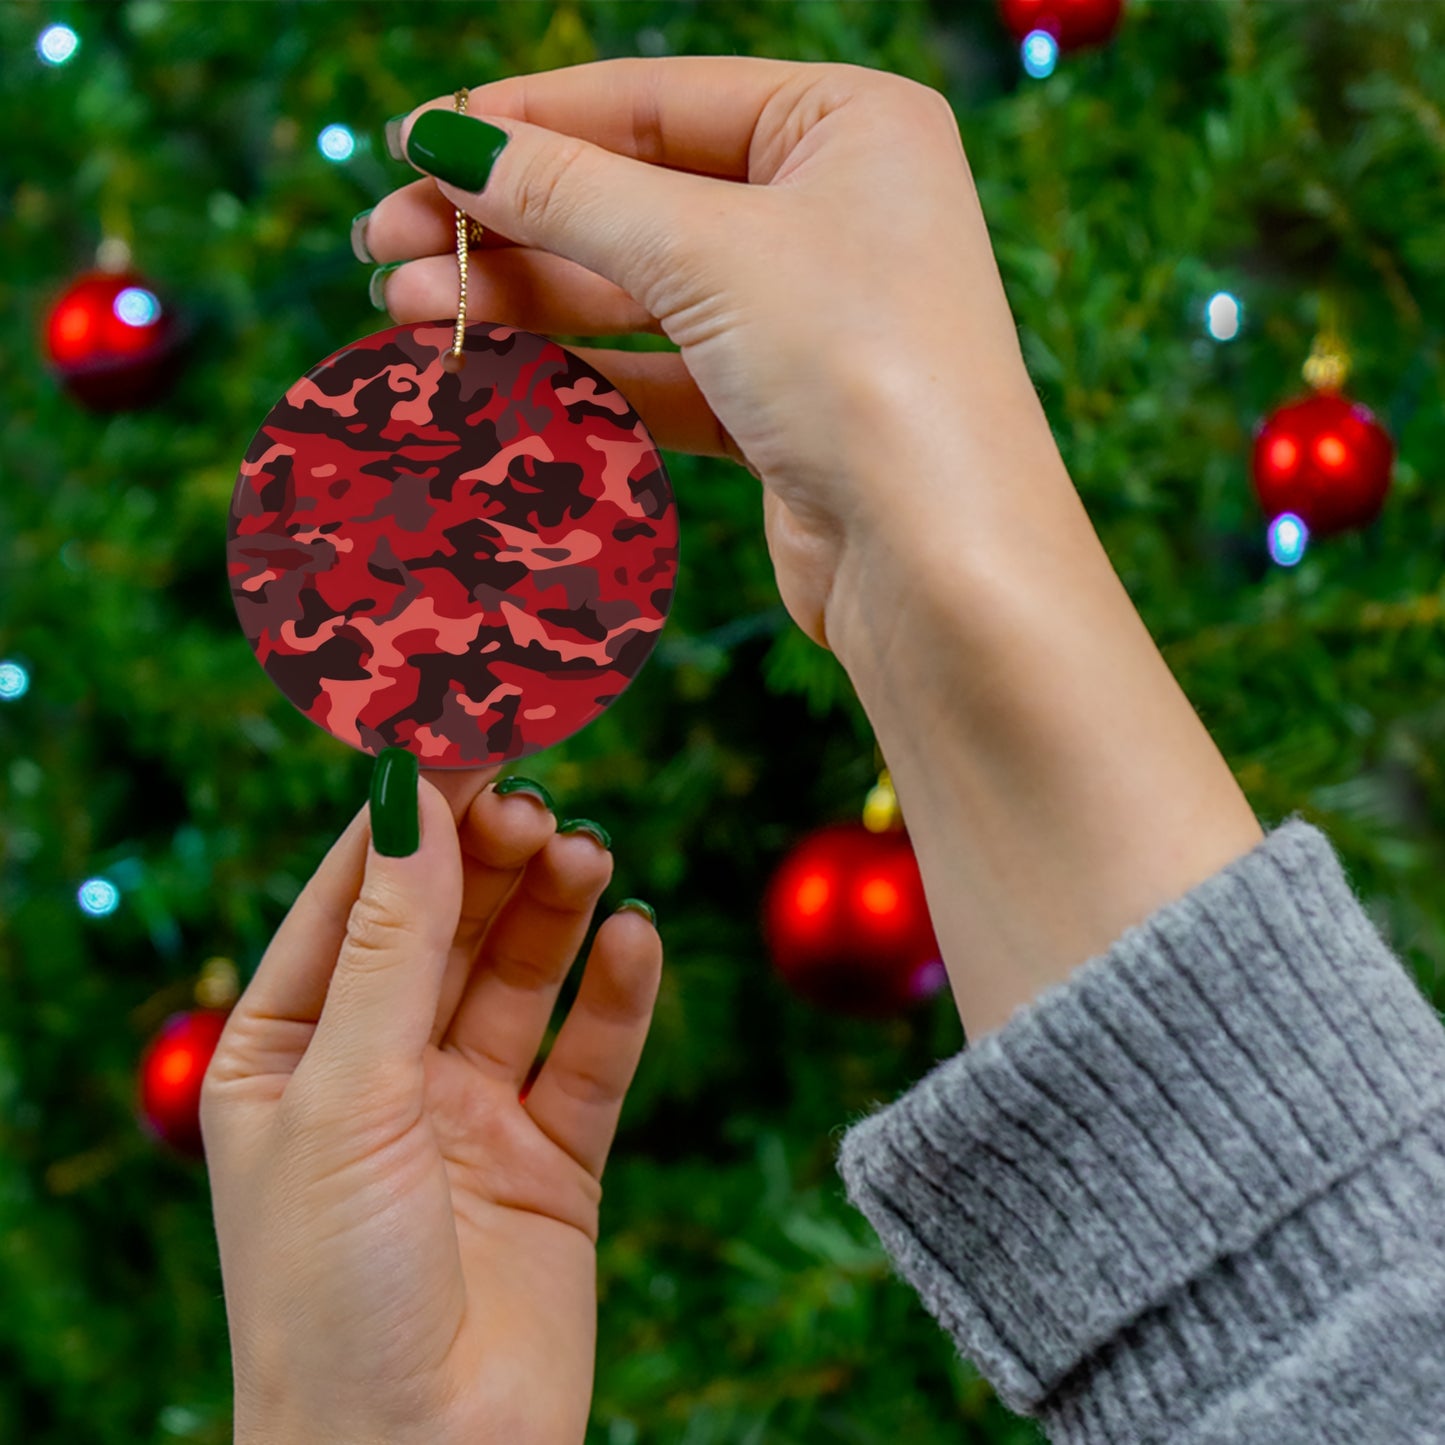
[370, 747, 420, 857]
[369, 261, 404, 311]
[617, 898, 656, 926]
[493, 775, 555, 812]
[558, 818, 612, 851]
[384, 113, 409, 162]
[405, 110, 510, 193]
[350, 207, 375, 263]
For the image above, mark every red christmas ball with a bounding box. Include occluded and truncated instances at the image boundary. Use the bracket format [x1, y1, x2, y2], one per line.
[1251, 391, 1394, 537]
[43, 269, 182, 410]
[137, 1009, 230, 1158]
[762, 821, 946, 1018]
[998, 0, 1124, 49]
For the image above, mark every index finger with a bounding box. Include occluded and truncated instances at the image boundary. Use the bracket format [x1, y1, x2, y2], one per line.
[404, 53, 813, 183]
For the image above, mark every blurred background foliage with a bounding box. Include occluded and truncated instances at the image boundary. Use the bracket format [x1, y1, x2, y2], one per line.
[2, 1, 1444, 1441]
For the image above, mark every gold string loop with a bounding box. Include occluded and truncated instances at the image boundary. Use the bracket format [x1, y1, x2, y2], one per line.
[443, 87, 484, 373]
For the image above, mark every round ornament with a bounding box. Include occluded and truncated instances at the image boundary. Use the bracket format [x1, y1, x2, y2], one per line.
[762, 821, 945, 1018]
[137, 1008, 230, 1158]
[227, 319, 678, 768]
[1251, 391, 1393, 537]
[44, 268, 182, 410]
[998, 0, 1124, 49]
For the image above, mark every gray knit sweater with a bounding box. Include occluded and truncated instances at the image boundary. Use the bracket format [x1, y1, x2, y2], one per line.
[835, 817, 1445, 1443]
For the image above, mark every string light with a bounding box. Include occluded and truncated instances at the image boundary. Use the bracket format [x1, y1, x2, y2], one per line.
[317, 124, 356, 162]
[1205, 291, 1242, 341]
[0, 661, 29, 701]
[114, 287, 162, 327]
[37, 24, 79, 66]
[1021, 30, 1060, 78]
[1268, 512, 1309, 567]
[77, 877, 121, 917]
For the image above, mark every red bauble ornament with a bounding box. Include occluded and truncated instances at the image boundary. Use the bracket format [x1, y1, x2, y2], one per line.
[1251, 391, 1394, 537]
[137, 1009, 230, 1157]
[44, 268, 183, 410]
[762, 821, 945, 1018]
[998, 0, 1124, 49]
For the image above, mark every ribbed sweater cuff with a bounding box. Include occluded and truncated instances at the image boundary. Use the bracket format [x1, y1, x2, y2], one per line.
[835, 817, 1445, 1431]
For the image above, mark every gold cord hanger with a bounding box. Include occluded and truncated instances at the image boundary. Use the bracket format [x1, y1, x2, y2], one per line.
[443, 88, 488, 374]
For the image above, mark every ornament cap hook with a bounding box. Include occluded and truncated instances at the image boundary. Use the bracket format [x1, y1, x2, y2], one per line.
[863, 766, 902, 832]
[1304, 295, 1350, 392]
[195, 956, 240, 1011]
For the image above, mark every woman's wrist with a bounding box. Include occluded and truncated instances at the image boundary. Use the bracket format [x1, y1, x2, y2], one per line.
[826, 401, 1263, 1040]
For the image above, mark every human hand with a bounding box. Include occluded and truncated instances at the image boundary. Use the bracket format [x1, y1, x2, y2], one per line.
[201, 762, 662, 1445]
[359, 56, 1060, 660]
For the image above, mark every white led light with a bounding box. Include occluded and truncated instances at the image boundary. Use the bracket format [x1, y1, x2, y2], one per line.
[114, 287, 161, 327]
[0, 660, 29, 700]
[1205, 291, 1243, 342]
[38, 24, 79, 66]
[1022, 30, 1059, 80]
[78, 877, 121, 917]
[318, 124, 357, 162]
[1267, 512, 1308, 567]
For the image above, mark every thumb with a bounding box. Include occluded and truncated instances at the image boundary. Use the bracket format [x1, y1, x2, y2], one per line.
[303, 753, 463, 1091]
[397, 105, 740, 317]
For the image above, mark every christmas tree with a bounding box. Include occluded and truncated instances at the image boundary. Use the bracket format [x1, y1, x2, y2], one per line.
[3, 2, 1443, 1441]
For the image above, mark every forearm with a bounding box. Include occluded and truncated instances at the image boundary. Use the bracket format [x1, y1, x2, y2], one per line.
[825, 383, 1263, 1040]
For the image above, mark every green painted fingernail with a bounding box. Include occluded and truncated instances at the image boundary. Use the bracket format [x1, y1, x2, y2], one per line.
[493, 775, 555, 812]
[369, 261, 404, 311]
[617, 898, 656, 926]
[350, 208, 375, 264]
[384, 113, 409, 162]
[370, 748, 419, 857]
[405, 110, 510, 192]
[558, 818, 612, 851]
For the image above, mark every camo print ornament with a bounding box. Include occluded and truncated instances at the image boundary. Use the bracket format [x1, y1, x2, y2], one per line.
[227, 320, 678, 768]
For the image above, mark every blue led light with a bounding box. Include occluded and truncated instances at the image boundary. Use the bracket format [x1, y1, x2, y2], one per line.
[1268, 512, 1309, 567]
[114, 287, 161, 327]
[1022, 29, 1059, 79]
[318, 124, 357, 162]
[78, 877, 121, 917]
[1205, 291, 1242, 342]
[0, 661, 28, 701]
[38, 24, 79, 65]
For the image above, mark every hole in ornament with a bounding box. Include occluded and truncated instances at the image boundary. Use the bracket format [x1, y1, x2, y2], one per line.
[1316, 434, 1347, 469]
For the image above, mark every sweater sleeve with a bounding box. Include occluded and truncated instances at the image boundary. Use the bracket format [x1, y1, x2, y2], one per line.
[834, 816, 1445, 1444]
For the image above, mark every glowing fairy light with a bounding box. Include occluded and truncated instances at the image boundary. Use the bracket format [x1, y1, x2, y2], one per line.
[318, 124, 357, 162]
[78, 877, 121, 917]
[114, 287, 161, 327]
[1022, 30, 1059, 79]
[1205, 291, 1242, 341]
[0, 661, 29, 700]
[38, 24, 79, 66]
[1267, 512, 1309, 567]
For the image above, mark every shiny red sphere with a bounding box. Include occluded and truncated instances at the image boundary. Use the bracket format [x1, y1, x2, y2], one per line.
[762, 822, 945, 1018]
[1251, 391, 1394, 537]
[998, 0, 1124, 48]
[137, 1009, 230, 1158]
[43, 269, 180, 409]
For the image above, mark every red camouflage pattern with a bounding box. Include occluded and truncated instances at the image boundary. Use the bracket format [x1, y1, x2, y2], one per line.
[227, 320, 678, 768]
